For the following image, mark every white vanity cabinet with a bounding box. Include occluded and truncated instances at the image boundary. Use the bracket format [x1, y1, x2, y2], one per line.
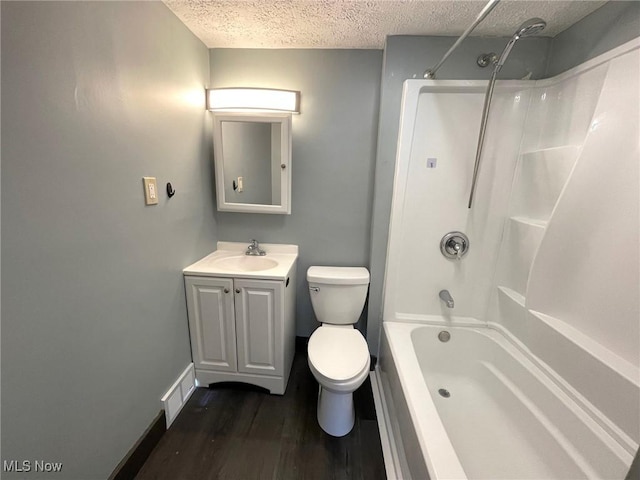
[185, 277, 238, 373]
[183, 242, 298, 395]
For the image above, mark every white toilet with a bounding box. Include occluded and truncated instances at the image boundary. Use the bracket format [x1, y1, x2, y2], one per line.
[307, 266, 371, 437]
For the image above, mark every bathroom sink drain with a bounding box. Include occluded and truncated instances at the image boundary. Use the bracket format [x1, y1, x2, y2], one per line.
[438, 388, 450, 398]
[438, 331, 451, 342]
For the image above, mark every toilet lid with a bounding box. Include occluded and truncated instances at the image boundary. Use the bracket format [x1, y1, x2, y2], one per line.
[308, 327, 370, 381]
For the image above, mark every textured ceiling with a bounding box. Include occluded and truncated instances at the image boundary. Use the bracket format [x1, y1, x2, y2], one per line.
[163, 0, 607, 49]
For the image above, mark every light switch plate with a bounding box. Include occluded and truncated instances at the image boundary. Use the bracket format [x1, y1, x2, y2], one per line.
[143, 177, 158, 205]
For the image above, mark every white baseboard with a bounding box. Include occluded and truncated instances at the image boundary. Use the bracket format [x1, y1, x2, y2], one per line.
[370, 369, 402, 480]
[161, 363, 196, 429]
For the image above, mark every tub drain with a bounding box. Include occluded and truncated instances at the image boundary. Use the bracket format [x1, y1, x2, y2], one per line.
[438, 331, 451, 342]
[438, 388, 450, 398]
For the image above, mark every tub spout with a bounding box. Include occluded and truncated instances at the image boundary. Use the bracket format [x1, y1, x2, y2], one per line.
[439, 290, 454, 308]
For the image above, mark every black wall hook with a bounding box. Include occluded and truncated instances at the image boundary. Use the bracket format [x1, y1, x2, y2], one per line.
[166, 182, 176, 198]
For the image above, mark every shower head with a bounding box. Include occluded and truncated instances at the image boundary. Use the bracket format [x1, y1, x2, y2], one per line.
[495, 18, 546, 71]
[514, 18, 547, 38]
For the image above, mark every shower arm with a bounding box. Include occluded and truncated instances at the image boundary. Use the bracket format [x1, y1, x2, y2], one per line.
[423, 0, 500, 79]
[468, 69, 498, 209]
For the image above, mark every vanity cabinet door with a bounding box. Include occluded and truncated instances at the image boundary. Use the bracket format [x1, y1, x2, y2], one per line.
[184, 277, 237, 373]
[234, 279, 283, 377]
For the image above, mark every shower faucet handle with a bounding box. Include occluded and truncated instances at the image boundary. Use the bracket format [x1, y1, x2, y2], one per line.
[440, 231, 470, 260]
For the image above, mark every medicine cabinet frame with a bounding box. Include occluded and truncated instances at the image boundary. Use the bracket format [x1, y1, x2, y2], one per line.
[212, 112, 292, 214]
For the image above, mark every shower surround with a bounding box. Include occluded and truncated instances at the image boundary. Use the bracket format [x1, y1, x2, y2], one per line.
[374, 39, 639, 479]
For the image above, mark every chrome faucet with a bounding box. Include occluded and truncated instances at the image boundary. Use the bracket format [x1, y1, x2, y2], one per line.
[246, 239, 266, 256]
[439, 290, 454, 308]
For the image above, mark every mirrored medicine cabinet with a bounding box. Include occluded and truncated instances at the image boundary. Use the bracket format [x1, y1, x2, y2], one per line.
[212, 112, 292, 214]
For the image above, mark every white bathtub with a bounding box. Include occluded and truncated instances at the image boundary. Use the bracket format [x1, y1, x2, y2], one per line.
[377, 321, 632, 479]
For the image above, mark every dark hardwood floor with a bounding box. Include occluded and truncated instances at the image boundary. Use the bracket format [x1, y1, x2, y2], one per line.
[136, 349, 386, 480]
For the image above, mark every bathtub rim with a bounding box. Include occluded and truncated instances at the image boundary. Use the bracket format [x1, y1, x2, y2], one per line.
[379, 318, 636, 480]
[385, 314, 638, 454]
[382, 321, 468, 480]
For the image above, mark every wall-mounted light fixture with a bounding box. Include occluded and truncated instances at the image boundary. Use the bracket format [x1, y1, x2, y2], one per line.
[206, 88, 300, 113]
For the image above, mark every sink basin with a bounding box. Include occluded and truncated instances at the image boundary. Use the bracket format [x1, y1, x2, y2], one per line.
[212, 255, 279, 272]
[183, 242, 298, 279]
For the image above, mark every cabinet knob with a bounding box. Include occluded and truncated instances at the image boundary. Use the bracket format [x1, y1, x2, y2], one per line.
[235, 288, 241, 294]
[224, 288, 229, 293]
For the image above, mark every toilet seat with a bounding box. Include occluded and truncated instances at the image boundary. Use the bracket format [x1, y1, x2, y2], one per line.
[308, 326, 370, 386]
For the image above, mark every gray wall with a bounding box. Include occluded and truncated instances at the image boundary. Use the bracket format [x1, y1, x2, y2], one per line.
[209, 49, 382, 337]
[1, 2, 216, 478]
[546, 1, 640, 77]
[366, 35, 551, 352]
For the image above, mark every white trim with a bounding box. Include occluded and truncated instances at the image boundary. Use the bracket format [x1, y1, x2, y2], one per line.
[160, 363, 196, 429]
[370, 370, 401, 480]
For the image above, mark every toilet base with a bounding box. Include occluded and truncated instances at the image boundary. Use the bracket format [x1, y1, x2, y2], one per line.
[317, 386, 355, 437]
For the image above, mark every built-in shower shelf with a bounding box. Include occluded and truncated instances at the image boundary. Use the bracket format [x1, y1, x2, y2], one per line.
[495, 217, 546, 296]
[510, 216, 548, 229]
[497, 286, 525, 307]
[511, 145, 580, 221]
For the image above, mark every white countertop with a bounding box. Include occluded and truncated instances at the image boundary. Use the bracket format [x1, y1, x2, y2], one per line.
[183, 242, 298, 280]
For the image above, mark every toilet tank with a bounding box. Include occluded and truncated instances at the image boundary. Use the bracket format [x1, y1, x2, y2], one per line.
[307, 266, 370, 325]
